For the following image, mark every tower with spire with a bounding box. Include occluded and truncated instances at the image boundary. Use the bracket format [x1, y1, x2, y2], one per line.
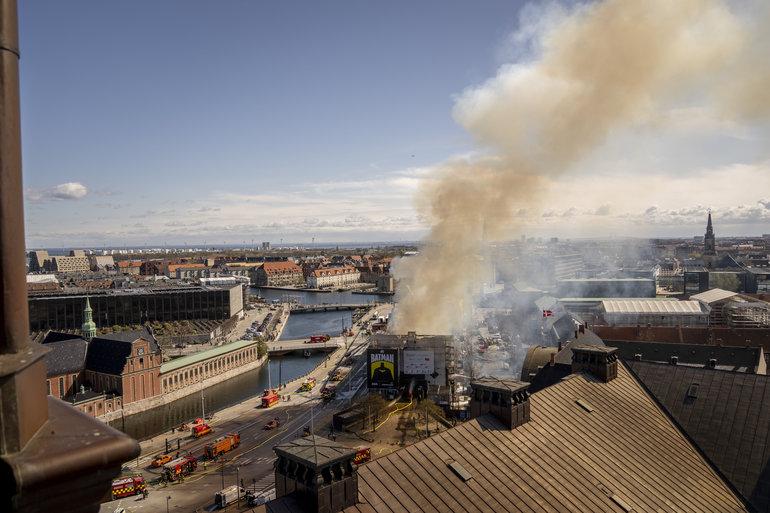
[704, 210, 716, 257]
[81, 297, 97, 341]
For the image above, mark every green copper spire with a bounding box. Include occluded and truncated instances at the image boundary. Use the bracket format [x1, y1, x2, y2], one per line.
[82, 297, 97, 340]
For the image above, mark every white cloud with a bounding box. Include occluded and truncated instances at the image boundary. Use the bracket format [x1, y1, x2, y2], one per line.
[26, 182, 89, 202]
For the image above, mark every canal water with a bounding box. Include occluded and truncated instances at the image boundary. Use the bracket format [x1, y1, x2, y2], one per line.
[251, 287, 389, 305]
[279, 310, 353, 341]
[110, 353, 325, 441]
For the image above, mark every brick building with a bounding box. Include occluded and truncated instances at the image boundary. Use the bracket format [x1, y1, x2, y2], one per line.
[85, 328, 162, 404]
[252, 261, 305, 287]
[307, 266, 360, 289]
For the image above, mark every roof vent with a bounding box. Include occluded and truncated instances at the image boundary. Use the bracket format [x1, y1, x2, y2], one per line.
[609, 494, 633, 512]
[447, 461, 472, 482]
[576, 399, 594, 412]
[707, 358, 717, 369]
[686, 383, 699, 398]
[634, 353, 642, 361]
[670, 356, 678, 365]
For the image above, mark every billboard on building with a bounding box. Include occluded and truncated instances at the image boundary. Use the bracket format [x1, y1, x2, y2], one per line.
[367, 348, 398, 389]
[403, 350, 434, 375]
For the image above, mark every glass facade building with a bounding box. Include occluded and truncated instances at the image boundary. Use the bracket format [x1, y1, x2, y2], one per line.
[29, 285, 243, 331]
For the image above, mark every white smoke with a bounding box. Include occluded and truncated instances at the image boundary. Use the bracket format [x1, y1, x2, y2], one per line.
[391, 0, 770, 335]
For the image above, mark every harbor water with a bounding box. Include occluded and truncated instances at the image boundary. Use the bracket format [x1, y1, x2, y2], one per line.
[110, 353, 325, 440]
[279, 310, 354, 341]
[251, 286, 389, 306]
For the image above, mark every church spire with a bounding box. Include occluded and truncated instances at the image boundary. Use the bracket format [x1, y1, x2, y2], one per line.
[81, 297, 97, 341]
[704, 210, 716, 258]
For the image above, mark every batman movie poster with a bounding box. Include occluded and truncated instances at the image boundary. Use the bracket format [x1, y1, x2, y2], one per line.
[367, 348, 398, 389]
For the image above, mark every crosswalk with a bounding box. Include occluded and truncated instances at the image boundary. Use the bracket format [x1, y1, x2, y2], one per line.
[250, 473, 276, 496]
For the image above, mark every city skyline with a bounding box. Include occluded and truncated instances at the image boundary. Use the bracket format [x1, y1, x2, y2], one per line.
[19, 1, 770, 247]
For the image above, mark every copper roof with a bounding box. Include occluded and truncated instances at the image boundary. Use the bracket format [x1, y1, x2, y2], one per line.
[628, 361, 770, 512]
[268, 363, 749, 512]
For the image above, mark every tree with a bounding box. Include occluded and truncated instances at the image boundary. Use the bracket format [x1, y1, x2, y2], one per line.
[257, 340, 268, 359]
[419, 399, 444, 436]
[356, 394, 388, 430]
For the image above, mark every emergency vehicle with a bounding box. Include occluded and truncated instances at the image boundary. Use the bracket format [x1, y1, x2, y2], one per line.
[321, 383, 337, 401]
[191, 422, 212, 438]
[162, 455, 198, 481]
[298, 377, 316, 392]
[111, 475, 146, 499]
[204, 433, 240, 459]
[353, 447, 371, 465]
[150, 454, 173, 468]
[261, 389, 279, 408]
[309, 334, 331, 343]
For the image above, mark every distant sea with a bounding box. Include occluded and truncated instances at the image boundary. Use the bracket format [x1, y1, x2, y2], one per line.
[33, 241, 419, 254]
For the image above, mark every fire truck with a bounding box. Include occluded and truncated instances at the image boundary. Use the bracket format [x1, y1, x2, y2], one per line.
[162, 455, 198, 481]
[261, 389, 279, 408]
[191, 422, 212, 438]
[353, 447, 371, 465]
[321, 383, 337, 401]
[111, 475, 146, 499]
[298, 377, 316, 392]
[204, 433, 240, 459]
[309, 334, 331, 343]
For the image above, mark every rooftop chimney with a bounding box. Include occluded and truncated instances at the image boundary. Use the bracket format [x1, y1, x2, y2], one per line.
[571, 344, 618, 383]
[274, 436, 358, 513]
[469, 378, 530, 430]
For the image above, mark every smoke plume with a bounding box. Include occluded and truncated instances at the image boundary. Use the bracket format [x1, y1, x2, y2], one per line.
[391, 0, 770, 334]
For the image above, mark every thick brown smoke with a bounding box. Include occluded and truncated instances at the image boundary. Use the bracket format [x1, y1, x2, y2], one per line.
[391, 0, 770, 334]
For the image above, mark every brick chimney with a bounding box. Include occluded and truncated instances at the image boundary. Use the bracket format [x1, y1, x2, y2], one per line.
[274, 436, 358, 513]
[469, 378, 530, 430]
[571, 344, 618, 382]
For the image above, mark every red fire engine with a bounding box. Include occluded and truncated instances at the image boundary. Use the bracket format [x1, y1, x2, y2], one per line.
[261, 389, 279, 408]
[353, 447, 371, 465]
[309, 334, 331, 343]
[191, 422, 212, 438]
[111, 475, 146, 499]
[162, 455, 198, 481]
[204, 433, 240, 459]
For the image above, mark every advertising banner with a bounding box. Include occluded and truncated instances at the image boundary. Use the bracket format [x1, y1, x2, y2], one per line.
[367, 348, 398, 388]
[403, 350, 434, 375]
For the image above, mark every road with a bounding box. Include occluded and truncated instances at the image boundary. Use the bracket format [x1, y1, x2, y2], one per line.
[101, 304, 391, 513]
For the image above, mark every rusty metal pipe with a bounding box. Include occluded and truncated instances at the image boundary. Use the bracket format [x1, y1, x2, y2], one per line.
[0, 0, 28, 355]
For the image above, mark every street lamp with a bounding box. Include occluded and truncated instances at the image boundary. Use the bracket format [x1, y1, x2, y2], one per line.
[236, 466, 240, 507]
[166, 495, 171, 513]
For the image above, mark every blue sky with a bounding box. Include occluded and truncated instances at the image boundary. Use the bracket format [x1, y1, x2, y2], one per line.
[20, 1, 770, 247]
[20, 1, 523, 247]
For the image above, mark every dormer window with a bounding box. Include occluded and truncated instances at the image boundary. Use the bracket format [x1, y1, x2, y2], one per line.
[137, 347, 145, 355]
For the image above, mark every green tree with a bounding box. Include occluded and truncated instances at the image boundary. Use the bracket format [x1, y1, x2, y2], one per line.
[257, 340, 268, 359]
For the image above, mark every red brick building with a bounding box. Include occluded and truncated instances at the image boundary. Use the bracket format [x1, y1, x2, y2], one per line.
[85, 327, 162, 404]
[252, 261, 305, 287]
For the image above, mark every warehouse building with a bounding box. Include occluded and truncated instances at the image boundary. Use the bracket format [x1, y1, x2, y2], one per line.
[600, 299, 709, 327]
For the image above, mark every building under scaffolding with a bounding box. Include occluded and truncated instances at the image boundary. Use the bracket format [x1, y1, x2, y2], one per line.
[724, 301, 770, 328]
